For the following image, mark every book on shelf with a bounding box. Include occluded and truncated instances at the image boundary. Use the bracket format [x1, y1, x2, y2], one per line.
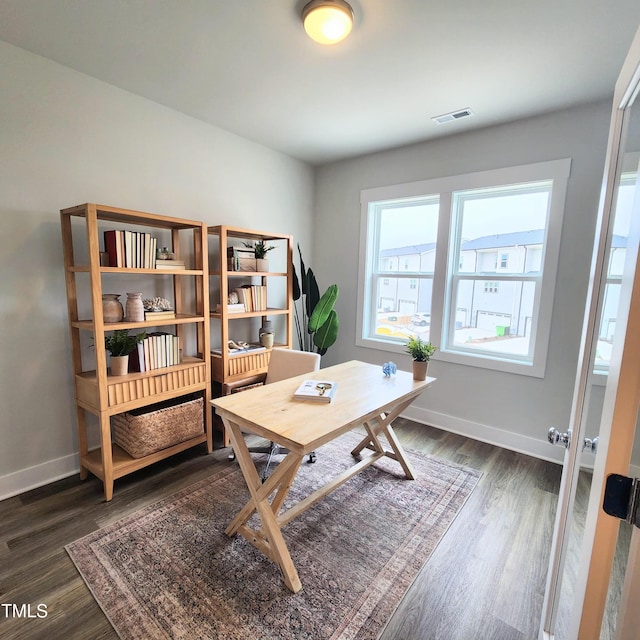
[103, 229, 156, 268]
[155, 258, 186, 270]
[138, 332, 181, 371]
[145, 310, 176, 321]
[215, 303, 245, 314]
[234, 285, 267, 312]
[293, 380, 337, 403]
[211, 344, 267, 357]
[227, 246, 256, 272]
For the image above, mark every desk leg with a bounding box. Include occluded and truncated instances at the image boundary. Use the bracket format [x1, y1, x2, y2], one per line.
[350, 396, 417, 480]
[223, 418, 304, 593]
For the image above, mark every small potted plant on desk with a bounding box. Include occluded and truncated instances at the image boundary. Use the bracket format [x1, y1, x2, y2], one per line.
[105, 329, 145, 376]
[244, 240, 275, 272]
[405, 336, 437, 381]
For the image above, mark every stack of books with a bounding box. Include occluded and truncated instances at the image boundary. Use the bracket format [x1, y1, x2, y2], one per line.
[215, 303, 245, 314]
[210, 344, 267, 356]
[144, 309, 176, 321]
[155, 258, 186, 270]
[293, 380, 337, 403]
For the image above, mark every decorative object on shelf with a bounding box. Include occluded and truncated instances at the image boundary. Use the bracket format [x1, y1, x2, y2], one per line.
[113, 395, 204, 458]
[243, 239, 275, 272]
[101, 293, 124, 323]
[156, 246, 174, 261]
[143, 297, 175, 321]
[382, 361, 397, 377]
[143, 296, 173, 312]
[259, 320, 274, 348]
[228, 291, 239, 305]
[292, 244, 339, 355]
[404, 336, 437, 381]
[227, 246, 256, 272]
[125, 292, 145, 322]
[104, 329, 146, 376]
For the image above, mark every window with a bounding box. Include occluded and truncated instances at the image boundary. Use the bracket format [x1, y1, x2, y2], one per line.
[594, 170, 636, 372]
[357, 159, 570, 376]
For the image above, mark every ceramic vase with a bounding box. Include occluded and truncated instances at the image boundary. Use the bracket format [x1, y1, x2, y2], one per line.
[412, 360, 428, 381]
[125, 292, 145, 322]
[110, 355, 129, 376]
[259, 320, 274, 348]
[102, 294, 124, 323]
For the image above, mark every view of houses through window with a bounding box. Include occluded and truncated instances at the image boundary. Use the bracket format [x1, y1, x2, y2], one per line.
[359, 160, 571, 375]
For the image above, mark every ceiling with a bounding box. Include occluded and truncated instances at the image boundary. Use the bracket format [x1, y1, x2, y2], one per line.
[1, 1, 639, 165]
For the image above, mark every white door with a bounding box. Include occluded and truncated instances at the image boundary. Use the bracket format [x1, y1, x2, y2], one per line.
[540, 25, 640, 640]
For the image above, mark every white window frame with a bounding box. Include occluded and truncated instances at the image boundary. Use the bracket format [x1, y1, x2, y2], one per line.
[357, 159, 571, 377]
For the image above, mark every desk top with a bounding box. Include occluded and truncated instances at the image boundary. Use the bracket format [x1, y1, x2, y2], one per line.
[211, 360, 435, 454]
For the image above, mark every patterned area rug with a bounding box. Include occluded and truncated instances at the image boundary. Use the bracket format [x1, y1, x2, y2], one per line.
[66, 431, 481, 640]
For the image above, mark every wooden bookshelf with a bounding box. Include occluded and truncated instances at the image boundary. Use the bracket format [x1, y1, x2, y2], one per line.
[60, 203, 211, 501]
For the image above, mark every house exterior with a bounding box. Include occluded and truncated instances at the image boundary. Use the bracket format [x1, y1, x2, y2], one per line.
[378, 230, 545, 336]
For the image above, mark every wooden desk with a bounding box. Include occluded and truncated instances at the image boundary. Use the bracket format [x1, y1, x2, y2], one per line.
[211, 360, 435, 593]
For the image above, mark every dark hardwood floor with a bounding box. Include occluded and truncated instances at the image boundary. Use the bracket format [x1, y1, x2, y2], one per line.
[0, 419, 627, 639]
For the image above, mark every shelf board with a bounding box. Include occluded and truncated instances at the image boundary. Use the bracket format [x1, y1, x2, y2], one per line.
[73, 314, 205, 330]
[82, 435, 208, 480]
[62, 203, 205, 230]
[207, 225, 292, 242]
[210, 308, 290, 320]
[69, 266, 203, 275]
[77, 355, 205, 383]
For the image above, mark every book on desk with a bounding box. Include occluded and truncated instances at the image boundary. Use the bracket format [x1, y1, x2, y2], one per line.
[293, 380, 337, 403]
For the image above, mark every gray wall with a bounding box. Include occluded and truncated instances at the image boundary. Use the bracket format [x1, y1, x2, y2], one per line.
[313, 101, 613, 463]
[0, 41, 315, 498]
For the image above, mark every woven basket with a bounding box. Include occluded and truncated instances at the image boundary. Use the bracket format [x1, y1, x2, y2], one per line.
[113, 396, 203, 458]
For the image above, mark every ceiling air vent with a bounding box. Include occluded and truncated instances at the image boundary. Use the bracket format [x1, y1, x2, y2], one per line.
[432, 108, 474, 124]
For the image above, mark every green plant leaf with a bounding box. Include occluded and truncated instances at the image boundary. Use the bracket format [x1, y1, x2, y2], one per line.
[298, 244, 308, 296]
[292, 262, 301, 301]
[313, 310, 339, 355]
[308, 284, 338, 332]
[305, 267, 320, 320]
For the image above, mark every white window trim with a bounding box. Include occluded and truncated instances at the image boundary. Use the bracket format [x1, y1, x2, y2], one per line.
[357, 158, 571, 378]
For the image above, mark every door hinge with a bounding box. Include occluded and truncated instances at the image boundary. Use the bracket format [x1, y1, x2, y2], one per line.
[603, 474, 640, 528]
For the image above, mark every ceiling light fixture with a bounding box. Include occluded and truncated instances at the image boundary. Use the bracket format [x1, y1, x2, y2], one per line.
[302, 0, 354, 45]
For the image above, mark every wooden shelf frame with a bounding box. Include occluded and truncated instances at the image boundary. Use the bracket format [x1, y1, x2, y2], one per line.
[208, 225, 294, 445]
[60, 203, 212, 501]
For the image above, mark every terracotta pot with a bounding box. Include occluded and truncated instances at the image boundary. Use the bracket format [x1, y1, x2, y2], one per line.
[110, 355, 129, 376]
[412, 360, 428, 381]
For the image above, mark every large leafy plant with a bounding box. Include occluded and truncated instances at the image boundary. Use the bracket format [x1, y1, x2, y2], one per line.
[293, 245, 339, 355]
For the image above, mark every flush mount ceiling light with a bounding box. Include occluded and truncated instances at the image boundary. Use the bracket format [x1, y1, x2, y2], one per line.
[302, 0, 354, 45]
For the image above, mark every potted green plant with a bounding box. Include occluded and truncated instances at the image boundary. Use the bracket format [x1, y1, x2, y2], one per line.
[405, 336, 437, 381]
[292, 244, 339, 356]
[105, 329, 146, 376]
[244, 240, 275, 271]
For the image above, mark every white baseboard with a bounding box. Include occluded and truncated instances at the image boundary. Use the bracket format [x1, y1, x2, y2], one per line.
[0, 453, 79, 502]
[401, 405, 567, 466]
[402, 406, 640, 478]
